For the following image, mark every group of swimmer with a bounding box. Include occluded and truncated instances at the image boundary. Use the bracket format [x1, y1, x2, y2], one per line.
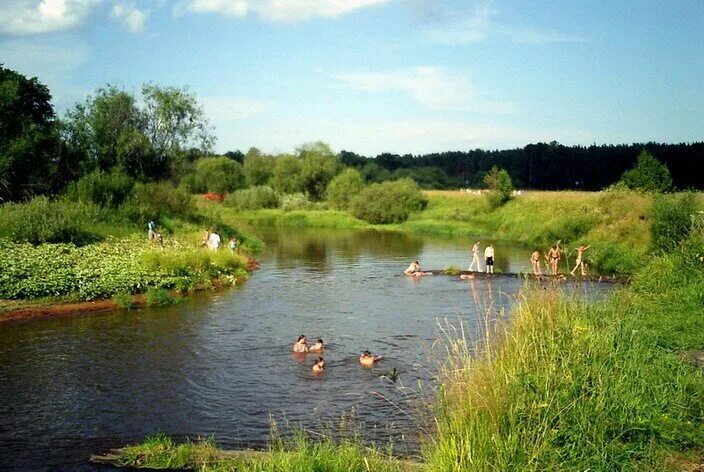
[292, 335, 382, 374]
[404, 241, 592, 277]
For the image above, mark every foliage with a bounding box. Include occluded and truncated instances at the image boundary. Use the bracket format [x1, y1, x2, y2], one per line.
[326, 168, 365, 210]
[443, 265, 461, 275]
[270, 155, 301, 194]
[243, 147, 275, 187]
[484, 166, 514, 208]
[226, 186, 279, 211]
[0, 65, 59, 201]
[296, 141, 342, 200]
[112, 292, 134, 310]
[67, 168, 135, 208]
[0, 197, 103, 245]
[279, 193, 311, 211]
[145, 287, 180, 306]
[0, 238, 251, 300]
[122, 182, 195, 222]
[649, 192, 699, 252]
[621, 150, 673, 192]
[350, 178, 427, 224]
[185, 156, 246, 194]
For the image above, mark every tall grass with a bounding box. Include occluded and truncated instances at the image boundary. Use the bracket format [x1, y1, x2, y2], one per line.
[424, 226, 704, 471]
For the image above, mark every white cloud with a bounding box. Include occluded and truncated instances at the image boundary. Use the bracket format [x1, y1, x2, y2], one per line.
[109, 2, 149, 32]
[0, 0, 100, 35]
[179, 0, 390, 22]
[333, 67, 515, 114]
[202, 96, 274, 122]
[424, 0, 584, 45]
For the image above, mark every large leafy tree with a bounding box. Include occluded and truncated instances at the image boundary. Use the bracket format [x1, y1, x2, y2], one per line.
[620, 150, 672, 192]
[296, 141, 341, 200]
[0, 65, 59, 201]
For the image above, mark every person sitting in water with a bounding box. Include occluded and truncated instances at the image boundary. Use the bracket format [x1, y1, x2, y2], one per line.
[359, 350, 382, 367]
[309, 339, 325, 352]
[312, 357, 325, 373]
[292, 335, 309, 353]
[404, 261, 431, 276]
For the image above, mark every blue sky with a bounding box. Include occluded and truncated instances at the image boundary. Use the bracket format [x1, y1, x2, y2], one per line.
[1, 0, 702, 155]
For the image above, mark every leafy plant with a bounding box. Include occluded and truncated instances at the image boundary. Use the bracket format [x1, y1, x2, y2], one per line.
[621, 150, 673, 192]
[227, 185, 279, 211]
[112, 291, 134, 310]
[350, 178, 427, 224]
[145, 287, 180, 306]
[484, 166, 514, 209]
[326, 168, 365, 210]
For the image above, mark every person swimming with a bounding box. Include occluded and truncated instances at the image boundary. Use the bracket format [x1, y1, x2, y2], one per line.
[292, 335, 309, 353]
[359, 350, 382, 367]
[312, 357, 325, 372]
[309, 339, 325, 352]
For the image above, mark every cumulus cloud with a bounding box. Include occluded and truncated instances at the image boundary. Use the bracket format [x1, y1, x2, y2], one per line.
[334, 66, 515, 114]
[179, 0, 390, 22]
[0, 0, 100, 35]
[109, 2, 149, 32]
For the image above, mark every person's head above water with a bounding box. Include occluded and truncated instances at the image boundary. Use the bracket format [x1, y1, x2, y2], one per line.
[297, 335, 306, 342]
[362, 350, 371, 357]
[317, 339, 323, 344]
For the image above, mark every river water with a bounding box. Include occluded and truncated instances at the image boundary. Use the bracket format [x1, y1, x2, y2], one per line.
[0, 228, 611, 471]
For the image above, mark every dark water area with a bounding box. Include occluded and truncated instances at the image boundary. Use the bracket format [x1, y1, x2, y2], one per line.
[0, 228, 613, 471]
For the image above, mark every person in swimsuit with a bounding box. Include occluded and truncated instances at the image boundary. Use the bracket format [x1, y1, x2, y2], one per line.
[547, 244, 561, 275]
[570, 245, 591, 276]
[404, 261, 431, 276]
[531, 250, 542, 275]
[359, 350, 382, 367]
[468, 242, 481, 271]
[312, 357, 325, 373]
[292, 335, 309, 353]
[309, 339, 325, 352]
[484, 244, 495, 274]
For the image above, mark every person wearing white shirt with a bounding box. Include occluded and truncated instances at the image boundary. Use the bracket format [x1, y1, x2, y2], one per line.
[484, 244, 495, 274]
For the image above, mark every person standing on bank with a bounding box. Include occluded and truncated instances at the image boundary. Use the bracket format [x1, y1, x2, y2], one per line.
[147, 220, 156, 241]
[484, 244, 495, 274]
[468, 242, 481, 271]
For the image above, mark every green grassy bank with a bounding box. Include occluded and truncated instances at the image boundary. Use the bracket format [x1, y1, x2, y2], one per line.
[113, 220, 704, 471]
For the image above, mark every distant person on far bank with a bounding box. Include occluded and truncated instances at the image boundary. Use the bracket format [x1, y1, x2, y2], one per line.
[468, 242, 481, 271]
[228, 236, 238, 252]
[147, 220, 156, 241]
[207, 231, 221, 250]
[570, 245, 591, 276]
[484, 244, 495, 274]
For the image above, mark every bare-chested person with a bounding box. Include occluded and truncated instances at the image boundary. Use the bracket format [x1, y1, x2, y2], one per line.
[531, 250, 542, 275]
[312, 357, 325, 373]
[359, 350, 382, 367]
[547, 244, 561, 275]
[570, 245, 591, 276]
[292, 335, 309, 353]
[404, 261, 431, 276]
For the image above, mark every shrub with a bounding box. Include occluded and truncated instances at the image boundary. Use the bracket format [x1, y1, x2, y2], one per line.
[650, 193, 698, 253]
[69, 169, 134, 208]
[621, 150, 672, 192]
[243, 148, 275, 187]
[122, 182, 195, 221]
[350, 178, 427, 224]
[271, 155, 302, 194]
[326, 168, 365, 210]
[0, 197, 102, 245]
[145, 287, 180, 306]
[112, 291, 134, 310]
[280, 193, 311, 211]
[226, 186, 279, 211]
[297, 142, 341, 200]
[185, 156, 246, 194]
[484, 166, 514, 209]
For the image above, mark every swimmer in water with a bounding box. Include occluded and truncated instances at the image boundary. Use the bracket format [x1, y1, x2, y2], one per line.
[312, 357, 325, 373]
[359, 350, 383, 367]
[309, 339, 325, 352]
[292, 335, 309, 353]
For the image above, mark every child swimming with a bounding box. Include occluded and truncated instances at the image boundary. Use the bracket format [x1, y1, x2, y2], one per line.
[312, 357, 325, 373]
[359, 350, 383, 367]
[309, 339, 325, 352]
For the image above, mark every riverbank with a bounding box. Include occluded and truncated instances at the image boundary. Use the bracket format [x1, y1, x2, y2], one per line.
[212, 189, 672, 274]
[109, 219, 704, 471]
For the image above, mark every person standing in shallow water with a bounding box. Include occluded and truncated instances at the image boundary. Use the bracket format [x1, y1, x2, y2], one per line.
[531, 250, 542, 275]
[570, 245, 591, 276]
[484, 244, 495, 274]
[468, 242, 481, 271]
[547, 244, 561, 275]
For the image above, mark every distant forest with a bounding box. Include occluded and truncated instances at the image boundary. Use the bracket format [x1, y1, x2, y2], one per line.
[337, 142, 704, 191]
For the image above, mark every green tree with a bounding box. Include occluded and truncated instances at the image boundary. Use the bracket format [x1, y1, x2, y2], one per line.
[0, 65, 60, 200]
[350, 178, 427, 224]
[484, 166, 514, 208]
[621, 150, 673, 192]
[296, 141, 341, 200]
[243, 147, 274, 187]
[191, 156, 245, 194]
[271, 154, 302, 194]
[326, 168, 365, 210]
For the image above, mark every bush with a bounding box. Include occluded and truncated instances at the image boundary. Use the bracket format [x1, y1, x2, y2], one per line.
[0, 197, 102, 245]
[650, 193, 698, 253]
[112, 291, 134, 310]
[185, 156, 246, 194]
[226, 186, 279, 211]
[243, 148, 275, 187]
[122, 182, 195, 221]
[484, 166, 514, 209]
[145, 287, 180, 306]
[350, 178, 427, 224]
[69, 169, 134, 208]
[621, 150, 672, 192]
[326, 168, 365, 210]
[279, 193, 311, 211]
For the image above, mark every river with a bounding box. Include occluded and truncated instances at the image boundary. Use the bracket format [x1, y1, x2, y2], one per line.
[0, 228, 611, 471]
